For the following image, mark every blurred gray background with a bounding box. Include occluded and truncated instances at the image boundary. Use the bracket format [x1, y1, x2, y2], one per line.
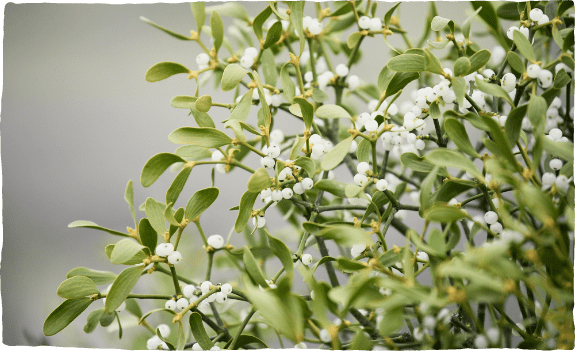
[2, 2, 508, 348]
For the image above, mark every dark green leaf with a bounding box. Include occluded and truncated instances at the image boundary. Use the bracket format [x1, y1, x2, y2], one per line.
[139, 218, 158, 254]
[189, 312, 215, 350]
[44, 298, 93, 336]
[185, 187, 219, 221]
[141, 153, 185, 188]
[444, 118, 481, 158]
[235, 191, 259, 233]
[105, 265, 145, 313]
[506, 51, 525, 73]
[264, 21, 283, 49]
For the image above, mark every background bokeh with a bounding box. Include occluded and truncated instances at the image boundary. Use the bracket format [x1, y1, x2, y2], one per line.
[3, 1, 513, 348]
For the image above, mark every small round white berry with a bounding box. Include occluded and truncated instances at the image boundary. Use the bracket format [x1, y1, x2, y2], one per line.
[369, 17, 382, 32]
[538, 69, 553, 88]
[252, 215, 266, 228]
[293, 182, 305, 194]
[271, 94, 282, 107]
[244, 47, 258, 59]
[357, 162, 370, 174]
[192, 343, 203, 351]
[529, 8, 544, 22]
[539, 14, 550, 23]
[240, 55, 254, 69]
[147, 336, 163, 350]
[416, 251, 429, 261]
[260, 188, 272, 199]
[165, 299, 177, 311]
[555, 175, 570, 192]
[301, 253, 313, 266]
[486, 327, 500, 344]
[365, 119, 378, 132]
[308, 20, 322, 35]
[358, 16, 371, 30]
[526, 64, 541, 79]
[271, 190, 282, 202]
[549, 128, 562, 140]
[347, 75, 360, 90]
[414, 139, 425, 150]
[157, 324, 171, 337]
[335, 64, 349, 77]
[490, 222, 503, 234]
[542, 172, 557, 186]
[196, 53, 210, 66]
[266, 144, 281, 158]
[221, 283, 233, 295]
[183, 285, 196, 298]
[210, 346, 221, 351]
[207, 235, 224, 249]
[215, 292, 227, 304]
[168, 251, 183, 265]
[376, 179, 388, 191]
[475, 335, 488, 349]
[176, 298, 188, 311]
[501, 73, 517, 92]
[319, 329, 332, 343]
[484, 211, 498, 225]
[201, 281, 212, 294]
[351, 243, 367, 257]
[354, 173, 369, 186]
[423, 316, 437, 329]
[294, 342, 307, 349]
[302, 178, 314, 190]
[261, 156, 275, 169]
[550, 159, 563, 170]
[282, 188, 294, 199]
[270, 129, 285, 144]
[206, 293, 217, 303]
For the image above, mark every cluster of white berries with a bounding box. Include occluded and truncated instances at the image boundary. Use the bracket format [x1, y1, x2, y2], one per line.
[156, 243, 183, 265]
[506, 25, 529, 40]
[484, 210, 503, 234]
[302, 16, 323, 36]
[529, 8, 550, 24]
[196, 53, 211, 70]
[260, 143, 282, 169]
[239, 47, 258, 69]
[147, 334, 169, 350]
[542, 172, 571, 192]
[545, 98, 567, 132]
[101, 284, 126, 312]
[309, 133, 334, 160]
[474, 327, 501, 348]
[165, 282, 233, 313]
[358, 15, 382, 32]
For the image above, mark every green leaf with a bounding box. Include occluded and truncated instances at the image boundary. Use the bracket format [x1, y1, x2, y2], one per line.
[409, 230, 445, 258]
[194, 95, 212, 113]
[243, 246, 269, 287]
[312, 88, 329, 103]
[170, 96, 197, 109]
[67, 267, 117, 286]
[314, 225, 373, 246]
[260, 50, 278, 86]
[356, 138, 371, 163]
[264, 21, 283, 49]
[528, 94, 548, 133]
[387, 54, 426, 72]
[336, 257, 368, 272]
[471, 2, 501, 34]
[452, 77, 467, 106]
[474, 76, 514, 107]
[235, 191, 258, 233]
[462, 6, 483, 40]
[315, 104, 351, 119]
[145, 197, 167, 235]
[379, 308, 405, 336]
[553, 69, 571, 89]
[189, 105, 216, 128]
[175, 145, 212, 160]
[384, 3, 401, 27]
[377, 65, 395, 93]
[205, 3, 250, 22]
[110, 238, 147, 265]
[166, 166, 193, 205]
[57, 276, 99, 299]
[141, 153, 185, 188]
[321, 136, 355, 171]
[496, 2, 520, 20]
[249, 71, 272, 128]
[314, 179, 347, 198]
[423, 204, 468, 222]
[266, 232, 294, 283]
[44, 298, 93, 336]
[423, 49, 444, 75]
[105, 265, 145, 313]
[164, 203, 180, 227]
[431, 16, 454, 32]
[425, 149, 484, 182]
[224, 335, 270, 349]
[68, 220, 128, 237]
[542, 138, 574, 161]
[289, 135, 306, 160]
[229, 90, 253, 122]
[84, 309, 105, 334]
[145, 62, 190, 82]
[506, 51, 525, 73]
[280, 63, 296, 103]
[190, 2, 206, 33]
[505, 104, 528, 145]
[294, 157, 316, 178]
[124, 180, 137, 227]
[189, 312, 215, 349]
[253, 6, 272, 41]
[468, 49, 491, 73]
[168, 127, 232, 147]
[347, 31, 362, 49]
[385, 71, 420, 98]
[290, 1, 305, 55]
[185, 187, 219, 221]
[139, 218, 158, 254]
[247, 168, 273, 193]
[294, 97, 314, 130]
[210, 11, 224, 53]
[221, 64, 248, 92]
[400, 152, 449, 176]
[513, 29, 535, 63]
[420, 166, 440, 213]
[444, 118, 481, 158]
[140, 17, 192, 41]
[454, 57, 471, 77]
[429, 101, 441, 119]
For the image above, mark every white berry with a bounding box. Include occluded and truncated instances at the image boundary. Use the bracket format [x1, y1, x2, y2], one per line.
[207, 235, 224, 249]
[293, 183, 305, 194]
[196, 53, 210, 66]
[183, 285, 196, 298]
[501, 73, 517, 92]
[221, 283, 233, 295]
[215, 292, 227, 304]
[168, 251, 182, 265]
[302, 178, 314, 190]
[526, 64, 541, 78]
[301, 253, 313, 266]
[484, 211, 498, 225]
[335, 64, 349, 77]
[176, 298, 188, 311]
[157, 324, 170, 337]
[201, 281, 212, 294]
[319, 329, 332, 343]
[376, 179, 388, 191]
[550, 159, 563, 170]
[240, 55, 254, 69]
[282, 188, 294, 199]
[252, 215, 266, 228]
[357, 162, 370, 174]
[165, 299, 177, 311]
[475, 335, 488, 349]
[358, 16, 371, 30]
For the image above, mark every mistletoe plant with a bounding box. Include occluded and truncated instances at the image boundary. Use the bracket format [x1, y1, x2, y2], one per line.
[44, 1, 574, 350]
